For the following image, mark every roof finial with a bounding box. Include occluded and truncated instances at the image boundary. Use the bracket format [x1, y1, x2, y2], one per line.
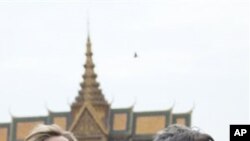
[87, 10, 90, 42]
[8, 105, 14, 118]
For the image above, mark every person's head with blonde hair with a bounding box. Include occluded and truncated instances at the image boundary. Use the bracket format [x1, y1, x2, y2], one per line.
[25, 124, 77, 141]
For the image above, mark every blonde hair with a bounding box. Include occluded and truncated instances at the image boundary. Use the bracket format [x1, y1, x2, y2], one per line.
[25, 124, 77, 141]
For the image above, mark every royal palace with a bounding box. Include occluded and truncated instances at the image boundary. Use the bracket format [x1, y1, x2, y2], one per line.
[0, 35, 192, 141]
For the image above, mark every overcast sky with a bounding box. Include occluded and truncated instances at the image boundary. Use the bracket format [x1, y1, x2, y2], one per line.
[0, 0, 249, 141]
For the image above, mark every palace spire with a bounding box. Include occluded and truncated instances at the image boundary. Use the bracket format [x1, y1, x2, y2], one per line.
[71, 33, 109, 119]
[70, 27, 111, 133]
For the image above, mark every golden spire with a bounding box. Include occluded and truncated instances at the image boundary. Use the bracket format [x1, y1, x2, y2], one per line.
[71, 26, 107, 110]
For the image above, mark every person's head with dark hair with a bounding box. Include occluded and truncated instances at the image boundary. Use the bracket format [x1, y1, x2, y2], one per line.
[153, 124, 214, 141]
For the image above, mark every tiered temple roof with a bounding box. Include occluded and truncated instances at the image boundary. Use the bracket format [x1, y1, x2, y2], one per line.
[0, 35, 192, 141]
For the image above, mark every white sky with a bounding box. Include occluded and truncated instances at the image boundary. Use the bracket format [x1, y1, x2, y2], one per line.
[0, 0, 249, 141]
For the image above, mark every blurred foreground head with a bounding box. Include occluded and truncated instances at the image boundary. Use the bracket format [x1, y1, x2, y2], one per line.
[25, 124, 77, 141]
[153, 124, 214, 141]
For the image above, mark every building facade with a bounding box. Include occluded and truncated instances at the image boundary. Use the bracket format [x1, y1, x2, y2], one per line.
[0, 35, 192, 141]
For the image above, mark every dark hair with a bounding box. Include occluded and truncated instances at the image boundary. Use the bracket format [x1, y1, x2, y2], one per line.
[153, 124, 214, 141]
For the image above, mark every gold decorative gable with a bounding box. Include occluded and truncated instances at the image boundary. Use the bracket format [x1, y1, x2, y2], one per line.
[73, 109, 102, 137]
[70, 103, 109, 141]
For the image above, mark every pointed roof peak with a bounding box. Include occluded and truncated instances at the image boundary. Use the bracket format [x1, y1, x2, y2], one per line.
[87, 34, 91, 45]
[86, 13, 91, 44]
[71, 23, 108, 108]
